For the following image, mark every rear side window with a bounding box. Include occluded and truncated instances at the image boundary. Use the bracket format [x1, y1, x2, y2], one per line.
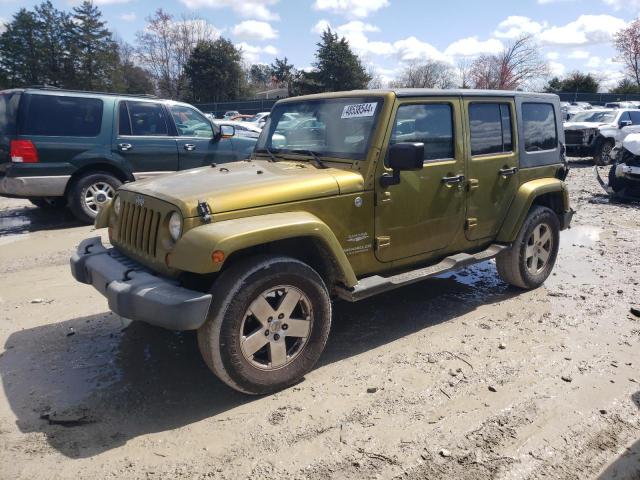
[390, 103, 454, 161]
[126, 101, 169, 136]
[629, 111, 640, 124]
[22, 94, 103, 137]
[0, 92, 21, 136]
[469, 103, 513, 156]
[522, 103, 557, 152]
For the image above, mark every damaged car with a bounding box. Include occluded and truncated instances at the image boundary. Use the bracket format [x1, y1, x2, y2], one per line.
[564, 108, 640, 165]
[596, 133, 640, 200]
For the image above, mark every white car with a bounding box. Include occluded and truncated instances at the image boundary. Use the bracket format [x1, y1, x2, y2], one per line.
[564, 108, 640, 165]
[247, 112, 270, 128]
[213, 120, 262, 139]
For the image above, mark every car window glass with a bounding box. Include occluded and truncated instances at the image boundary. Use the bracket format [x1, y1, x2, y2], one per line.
[118, 101, 131, 136]
[619, 111, 631, 124]
[390, 103, 454, 161]
[522, 103, 557, 152]
[629, 111, 640, 124]
[169, 105, 213, 138]
[127, 101, 169, 136]
[469, 103, 512, 156]
[22, 94, 103, 137]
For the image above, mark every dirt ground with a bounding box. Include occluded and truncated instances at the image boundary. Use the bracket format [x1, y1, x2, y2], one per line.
[0, 161, 639, 480]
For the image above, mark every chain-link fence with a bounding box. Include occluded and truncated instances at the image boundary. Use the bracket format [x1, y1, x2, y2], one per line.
[556, 92, 640, 104]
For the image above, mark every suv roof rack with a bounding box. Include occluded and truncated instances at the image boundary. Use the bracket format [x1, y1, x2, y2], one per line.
[25, 85, 158, 99]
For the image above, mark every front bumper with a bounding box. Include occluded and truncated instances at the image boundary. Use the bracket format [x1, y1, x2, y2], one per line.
[70, 237, 212, 330]
[0, 174, 70, 197]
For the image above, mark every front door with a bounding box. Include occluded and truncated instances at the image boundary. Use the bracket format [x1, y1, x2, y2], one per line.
[375, 98, 466, 262]
[114, 100, 179, 175]
[464, 99, 519, 241]
[167, 104, 236, 170]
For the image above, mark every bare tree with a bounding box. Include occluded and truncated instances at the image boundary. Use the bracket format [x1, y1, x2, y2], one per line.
[614, 18, 640, 87]
[389, 60, 456, 89]
[366, 63, 384, 89]
[456, 57, 472, 89]
[469, 35, 549, 90]
[136, 9, 218, 99]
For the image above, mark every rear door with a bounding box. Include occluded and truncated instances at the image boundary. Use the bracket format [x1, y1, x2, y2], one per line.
[167, 104, 235, 169]
[0, 91, 21, 174]
[115, 100, 179, 176]
[620, 111, 640, 140]
[464, 98, 519, 241]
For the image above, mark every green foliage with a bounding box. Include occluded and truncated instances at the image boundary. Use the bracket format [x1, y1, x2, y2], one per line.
[184, 38, 245, 102]
[610, 78, 640, 94]
[543, 72, 600, 93]
[0, 8, 43, 86]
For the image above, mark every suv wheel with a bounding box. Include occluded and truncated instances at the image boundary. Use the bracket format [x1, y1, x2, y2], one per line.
[594, 139, 615, 166]
[496, 206, 560, 289]
[197, 255, 332, 395]
[69, 172, 121, 224]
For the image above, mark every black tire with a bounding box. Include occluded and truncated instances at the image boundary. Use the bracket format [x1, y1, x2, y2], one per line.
[496, 206, 560, 290]
[197, 255, 332, 395]
[608, 164, 625, 193]
[593, 139, 615, 166]
[69, 172, 121, 224]
[29, 197, 67, 209]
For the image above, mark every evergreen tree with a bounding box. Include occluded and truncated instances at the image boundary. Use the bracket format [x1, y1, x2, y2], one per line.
[0, 9, 41, 86]
[70, 1, 118, 90]
[543, 72, 599, 93]
[270, 57, 295, 87]
[184, 38, 245, 102]
[611, 78, 640, 94]
[34, 1, 73, 86]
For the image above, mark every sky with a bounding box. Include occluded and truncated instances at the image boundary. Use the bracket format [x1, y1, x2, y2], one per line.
[1, 0, 639, 90]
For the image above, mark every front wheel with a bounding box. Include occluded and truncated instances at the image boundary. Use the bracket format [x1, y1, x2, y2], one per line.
[594, 139, 615, 166]
[69, 172, 121, 224]
[197, 255, 332, 395]
[496, 206, 560, 289]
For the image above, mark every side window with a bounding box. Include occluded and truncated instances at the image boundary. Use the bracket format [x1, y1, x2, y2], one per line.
[469, 103, 513, 156]
[522, 103, 558, 152]
[629, 111, 640, 124]
[127, 101, 169, 136]
[619, 111, 631, 124]
[22, 94, 103, 137]
[390, 103, 454, 161]
[118, 101, 131, 136]
[169, 105, 213, 138]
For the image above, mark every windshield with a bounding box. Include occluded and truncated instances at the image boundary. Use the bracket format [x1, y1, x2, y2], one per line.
[256, 97, 383, 160]
[570, 110, 616, 123]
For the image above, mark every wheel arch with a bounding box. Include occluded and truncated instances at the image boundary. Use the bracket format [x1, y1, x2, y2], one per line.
[64, 161, 133, 197]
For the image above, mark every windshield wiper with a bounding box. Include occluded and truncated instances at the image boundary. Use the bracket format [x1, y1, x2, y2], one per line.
[255, 147, 279, 162]
[290, 149, 328, 169]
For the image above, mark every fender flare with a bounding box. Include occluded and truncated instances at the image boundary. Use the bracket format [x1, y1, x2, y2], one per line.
[496, 178, 568, 243]
[168, 211, 358, 287]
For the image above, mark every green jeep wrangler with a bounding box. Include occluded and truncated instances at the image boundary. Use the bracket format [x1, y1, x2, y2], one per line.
[71, 89, 573, 395]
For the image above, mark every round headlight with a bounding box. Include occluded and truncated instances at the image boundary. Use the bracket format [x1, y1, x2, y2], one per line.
[113, 196, 122, 216]
[168, 211, 183, 241]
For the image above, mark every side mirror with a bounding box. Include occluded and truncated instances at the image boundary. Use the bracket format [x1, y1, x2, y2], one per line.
[221, 125, 235, 138]
[381, 142, 425, 187]
[619, 120, 632, 129]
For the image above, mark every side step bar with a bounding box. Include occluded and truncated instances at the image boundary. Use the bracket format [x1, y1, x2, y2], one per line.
[335, 244, 508, 302]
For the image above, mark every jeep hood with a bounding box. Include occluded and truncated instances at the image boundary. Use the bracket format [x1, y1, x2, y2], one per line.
[121, 159, 364, 217]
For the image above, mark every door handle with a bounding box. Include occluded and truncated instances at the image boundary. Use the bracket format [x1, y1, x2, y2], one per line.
[442, 174, 465, 185]
[183, 144, 196, 151]
[118, 143, 133, 152]
[499, 167, 518, 177]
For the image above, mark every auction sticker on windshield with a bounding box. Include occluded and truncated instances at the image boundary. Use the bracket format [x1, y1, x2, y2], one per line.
[341, 102, 378, 119]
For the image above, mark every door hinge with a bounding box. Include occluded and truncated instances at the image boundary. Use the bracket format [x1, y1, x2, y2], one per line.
[467, 179, 479, 191]
[376, 191, 392, 206]
[465, 218, 478, 230]
[375, 236, 391, 249]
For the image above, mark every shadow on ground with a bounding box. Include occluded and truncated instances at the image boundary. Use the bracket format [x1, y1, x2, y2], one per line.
[597, 392, 640, 480]
[0, 203, 80, 236]
[0, 262, 521, 459]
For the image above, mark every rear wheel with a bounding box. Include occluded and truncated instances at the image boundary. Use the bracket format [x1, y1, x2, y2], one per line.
[594, 139, 615, 166]
[197, 255, 332, 395]
[69, 172, 121, 224]
[496, 206, 560, 289]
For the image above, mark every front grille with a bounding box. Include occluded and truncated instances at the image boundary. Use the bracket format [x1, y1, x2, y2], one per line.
[565, 130, 586, 145]
[117, 200, 162, 257]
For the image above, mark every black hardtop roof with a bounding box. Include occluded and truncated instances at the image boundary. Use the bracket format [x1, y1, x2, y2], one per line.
[1, 85, 158, 99]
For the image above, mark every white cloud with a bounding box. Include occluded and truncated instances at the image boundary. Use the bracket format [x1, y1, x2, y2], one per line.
[586, 56, 602, 68]
[334, 21, 395, 56]
[0, 18, 5, 34]
[549, 61, 566, 76]
[91, 0, 134, 4]
[568, 49, 589, 59]
[232, 20, 278, 41]
[313, 0, 389, 18]
[494, 16, 547, 39]
[119, 12, 136, 22]
[546, 51, 560, 60]
[179, 0, 280, 21]
[602, 0, 640, 11]
[312, 19, 332, 35]
[237, 42, 279, 63]
[538, 15, 627, 46]
[393, 36, 450, 63]
[444, 37, 504, 57]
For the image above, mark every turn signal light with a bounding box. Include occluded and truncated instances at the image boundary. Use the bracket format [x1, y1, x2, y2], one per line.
[10, 140, 39, 163]
[212, 250, 225, 264]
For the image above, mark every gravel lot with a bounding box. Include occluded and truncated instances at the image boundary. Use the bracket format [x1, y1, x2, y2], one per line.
[0, 161, 639, 480]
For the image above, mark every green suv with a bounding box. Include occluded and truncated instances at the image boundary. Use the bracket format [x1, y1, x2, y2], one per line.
[71, 89, 573, 394]
[0, 87, 256, 222]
